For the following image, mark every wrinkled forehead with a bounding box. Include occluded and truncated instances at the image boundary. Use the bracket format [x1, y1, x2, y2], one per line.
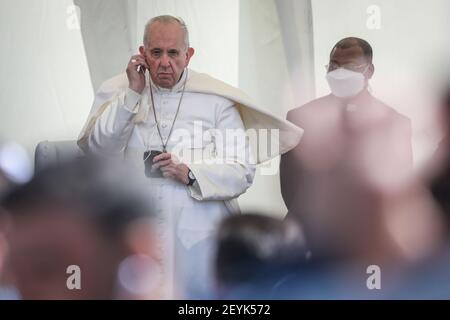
[330, 46, 367, 64]
[146, 22, 186, 49]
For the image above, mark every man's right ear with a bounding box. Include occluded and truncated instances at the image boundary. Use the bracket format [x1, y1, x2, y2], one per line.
[185, 47, 195, 66]
[139, 46, 145, 55]
[367, 63, 375, 80]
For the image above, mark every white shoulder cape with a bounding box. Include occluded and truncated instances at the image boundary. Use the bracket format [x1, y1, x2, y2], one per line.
[78, 69, 304, 164]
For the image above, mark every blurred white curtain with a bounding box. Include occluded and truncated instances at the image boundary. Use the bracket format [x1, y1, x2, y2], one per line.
[236, 0, 314, 215]
[275, 0, 316, 107]
[74, 0, 137, 91]
[0, 0, 93, 155]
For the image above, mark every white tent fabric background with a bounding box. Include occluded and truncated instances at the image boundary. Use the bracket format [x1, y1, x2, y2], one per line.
[0, 0, 448, 215]
[0, 0, 93, 154]
[73, 0, 137, 92]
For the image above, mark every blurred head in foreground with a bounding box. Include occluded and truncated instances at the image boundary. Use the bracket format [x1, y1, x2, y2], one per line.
[2, 157, 160, 299]
[214, 213, 307, 297]
[1, 141, 29, 299]
[0, 170, 11, 293]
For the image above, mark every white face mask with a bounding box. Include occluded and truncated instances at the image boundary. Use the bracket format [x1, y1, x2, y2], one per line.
[326, 68, 367, 98]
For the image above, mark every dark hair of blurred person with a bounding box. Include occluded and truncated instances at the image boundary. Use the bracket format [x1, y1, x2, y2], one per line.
[0, 141, 34, 299]
[0, 157, 17, 201]
[214, 213, 307, 298]
[1, 157, 161, 299]
[0, 168, 16, 299]
[0, 171, 11, 198]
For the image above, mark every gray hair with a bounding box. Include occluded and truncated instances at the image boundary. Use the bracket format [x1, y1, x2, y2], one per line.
[143, 15, 190, 49]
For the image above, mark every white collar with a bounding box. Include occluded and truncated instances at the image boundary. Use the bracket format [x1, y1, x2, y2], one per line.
[148, 69, 189, 94]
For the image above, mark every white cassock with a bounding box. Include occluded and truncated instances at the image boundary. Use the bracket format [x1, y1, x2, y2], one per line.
[78, 69, 304, 298]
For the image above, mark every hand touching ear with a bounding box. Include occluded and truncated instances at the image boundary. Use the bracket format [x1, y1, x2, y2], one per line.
[126, 54, 149, 94]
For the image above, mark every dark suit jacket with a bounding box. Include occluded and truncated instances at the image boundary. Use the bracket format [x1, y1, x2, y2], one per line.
[280, 92, 413, 220]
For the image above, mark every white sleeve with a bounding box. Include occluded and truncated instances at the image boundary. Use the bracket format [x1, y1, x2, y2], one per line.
[87, 88, 141, 155]
[187, 100, 256, 201]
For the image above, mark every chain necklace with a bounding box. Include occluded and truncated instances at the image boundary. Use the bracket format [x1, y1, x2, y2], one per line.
[143, 69, 188, 161]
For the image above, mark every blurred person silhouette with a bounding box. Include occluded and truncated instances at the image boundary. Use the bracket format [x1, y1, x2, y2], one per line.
[278, 53, 442, 297]
[0, 204, 19, 300]
[281, 37, 413, 222]
[369, 86, 450, 299]
[429, 86, 450, 181]
[0, 141, 32, 300]
[0, 168, 16, 299]
[280, 37, 415, 270]
[235, 165, 442, 299]
[213, 213, 307, 299]
[1, 157, 164, 300]
[429, 87, 450, 224]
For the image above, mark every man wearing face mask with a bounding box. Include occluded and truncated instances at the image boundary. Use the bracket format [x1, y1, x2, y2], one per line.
[280, 38, 413, 251]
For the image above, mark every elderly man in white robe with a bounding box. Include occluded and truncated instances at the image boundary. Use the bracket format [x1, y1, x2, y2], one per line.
[78, 15, 303, 298]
